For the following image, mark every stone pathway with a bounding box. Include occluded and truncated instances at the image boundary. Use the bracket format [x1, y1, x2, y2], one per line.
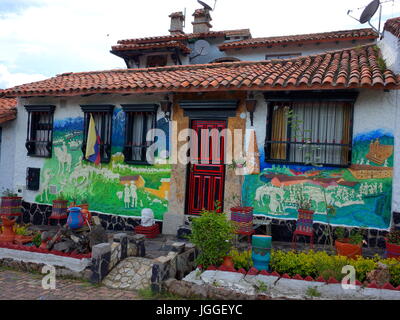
[103, 257, 154, 290]
[0, 269, 139, 300]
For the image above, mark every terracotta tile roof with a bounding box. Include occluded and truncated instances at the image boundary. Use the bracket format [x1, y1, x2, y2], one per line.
[111, 41, 191, 54]
[219, 28, 378, 51]
[384, 17, 400, 38]
[0, 95, 17, 123]
[2, 45, 398, 98]
[117, 29, 251, 45]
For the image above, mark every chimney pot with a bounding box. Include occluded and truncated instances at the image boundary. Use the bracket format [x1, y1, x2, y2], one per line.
[192, 8, 212, 34]
[169, 11, 185, 35]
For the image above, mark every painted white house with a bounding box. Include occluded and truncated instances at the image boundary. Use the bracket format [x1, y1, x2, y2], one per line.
[0, 9, 399, 247]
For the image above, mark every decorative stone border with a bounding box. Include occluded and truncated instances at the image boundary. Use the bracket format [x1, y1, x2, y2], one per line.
[201, 265, 400, 291]
[0, 242, 91, 260]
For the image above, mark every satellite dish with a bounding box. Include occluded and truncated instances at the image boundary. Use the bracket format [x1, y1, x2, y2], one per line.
[194, 40, 210, 56]
[360, 0, 380, 24]
[197, 0, 213, 11]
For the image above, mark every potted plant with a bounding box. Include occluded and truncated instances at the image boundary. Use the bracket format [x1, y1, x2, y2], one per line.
[78, 198, 92, 226]
[335, 227, 364, 259]
[49, 192, 68, 222]
[0, 188, 22, 243]
[385, 229, 400, 259]
[188, 209, 235, 269]
[296, 185, 314, 215]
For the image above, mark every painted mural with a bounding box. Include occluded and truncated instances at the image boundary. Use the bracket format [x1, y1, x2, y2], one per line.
[35, 108, 171, 220]
[242, 130, 394, 229]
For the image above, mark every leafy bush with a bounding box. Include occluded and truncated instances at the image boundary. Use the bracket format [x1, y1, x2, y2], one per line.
[387, 229, 400, 245]
[188, 210, 235, 268]
[335, 227, 364, 245]
[229, 249, 253, 270]
[14, 225, 30, 236]
[32, 232, 42, 248]
[270, 250, 400, 287]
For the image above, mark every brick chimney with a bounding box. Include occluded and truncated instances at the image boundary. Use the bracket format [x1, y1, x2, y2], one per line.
[192, 8, 212, 33]
[169, 12, 185, 35]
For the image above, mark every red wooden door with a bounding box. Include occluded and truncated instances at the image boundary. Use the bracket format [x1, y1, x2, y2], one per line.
[187, 120, 226, 215]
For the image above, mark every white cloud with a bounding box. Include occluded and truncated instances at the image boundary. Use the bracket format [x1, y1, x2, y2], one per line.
[0, 0, 399, 85]
[0, 64, 47, 89]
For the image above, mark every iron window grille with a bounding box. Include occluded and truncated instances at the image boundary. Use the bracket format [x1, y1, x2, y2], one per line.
[265, 100, 355, 167]
[81, 105, 114, 164]
[122, 104, 157, 165]
[25, 105, 55, 158]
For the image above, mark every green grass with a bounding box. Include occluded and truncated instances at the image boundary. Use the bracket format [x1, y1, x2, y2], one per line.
[306, 287, 322, 298]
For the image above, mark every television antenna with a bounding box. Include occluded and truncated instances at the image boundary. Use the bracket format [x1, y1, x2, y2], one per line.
[347, 0, 395, 35]
[197, 0, 218, 11]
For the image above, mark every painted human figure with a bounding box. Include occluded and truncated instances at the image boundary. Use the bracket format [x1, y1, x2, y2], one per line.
[124, 184, 131, 208]
[130, 181, 138, 208]
[379, 183, 383, 193]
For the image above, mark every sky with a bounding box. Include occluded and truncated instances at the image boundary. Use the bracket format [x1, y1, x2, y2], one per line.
[0, 0, 399, 89]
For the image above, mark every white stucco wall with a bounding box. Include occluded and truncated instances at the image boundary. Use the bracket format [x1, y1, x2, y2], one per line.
[11, 93, 166, 204]
[391, 89, 400, 214]
[0, 120, 17, 193]
[379, 30, 400, 74]
[219, 39, 375, 63]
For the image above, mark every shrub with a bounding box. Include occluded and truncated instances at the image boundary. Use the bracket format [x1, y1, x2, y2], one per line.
[229, 249, 253, 270]
[188, 210, 235, 269]
[270, 250, 400, 286]
[387, 229, 400, 245]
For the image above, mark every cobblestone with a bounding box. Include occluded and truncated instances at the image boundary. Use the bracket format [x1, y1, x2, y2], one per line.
[0, 269, 139, 300]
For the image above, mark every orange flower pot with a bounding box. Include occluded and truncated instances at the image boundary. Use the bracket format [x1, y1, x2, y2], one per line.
[335, 239, 362, 259]
[222, 256, 235, 269]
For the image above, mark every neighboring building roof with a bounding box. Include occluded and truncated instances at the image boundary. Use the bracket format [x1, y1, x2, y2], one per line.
[111, 41, 192, 55]
[116, 29, 251, 45]
[219, 28, 378, 51]
[384, 17, 400, 38]
[2, 45, 398, 98]
[0, 96, 17, 123]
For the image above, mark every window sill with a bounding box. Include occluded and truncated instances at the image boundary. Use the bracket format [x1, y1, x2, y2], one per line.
[124, 161, 153, 166]
[264, 160, 351, 169]
[27, 154, 52, 159]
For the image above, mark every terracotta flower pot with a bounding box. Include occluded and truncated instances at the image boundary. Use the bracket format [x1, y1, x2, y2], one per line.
[335, 239, 362, 259]
[385, 239, 400, 260]
[222, 256, 235, 269]
[79, 204, 92, 225]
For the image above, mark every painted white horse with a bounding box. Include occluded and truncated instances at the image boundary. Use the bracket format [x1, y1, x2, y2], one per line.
[39, 169, 53, 202]
[54, 142, 72, 174]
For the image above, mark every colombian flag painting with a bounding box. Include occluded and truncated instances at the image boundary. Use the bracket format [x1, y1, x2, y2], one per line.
[85, 114, 101, 165]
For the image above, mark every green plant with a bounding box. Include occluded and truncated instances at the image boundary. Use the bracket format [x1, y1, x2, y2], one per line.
[1, 188, 18, 197]
[296, 185, 312, 210]
[387, 229, 400, 245]
[32, 232, 42, 247]
[376, 56, 387, 73]
[188, 210, 235, 269]
[55, 192, 67, 201]
[229, 248, 253, 270]
[270, 249, 400, 287]
[335, 227, 364, 245]
[254, 281, 268, 293]
[14, 225, 30, 236]
[306, 287, 321, 298]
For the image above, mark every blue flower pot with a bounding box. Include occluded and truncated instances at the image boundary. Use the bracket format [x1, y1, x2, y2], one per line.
[67, 207, 85, 230]
[252, 235, 272, 271]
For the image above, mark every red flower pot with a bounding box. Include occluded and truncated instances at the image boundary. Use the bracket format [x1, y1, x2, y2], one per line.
[386, 240, 400, 260]
[335, 239, 362, 259]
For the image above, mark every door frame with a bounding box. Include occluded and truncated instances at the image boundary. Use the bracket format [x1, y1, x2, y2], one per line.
[179, 100, 239, 216]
